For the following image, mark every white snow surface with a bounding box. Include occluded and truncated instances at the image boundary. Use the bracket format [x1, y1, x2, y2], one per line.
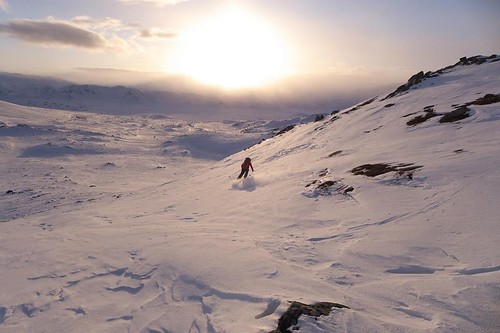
[1, 57, 499, 333]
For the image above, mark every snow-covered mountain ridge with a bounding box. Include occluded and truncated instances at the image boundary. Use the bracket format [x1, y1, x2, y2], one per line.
[0, 72, 341, 121]
[0, 72, 223, 117]
[0, 55, 499, 333]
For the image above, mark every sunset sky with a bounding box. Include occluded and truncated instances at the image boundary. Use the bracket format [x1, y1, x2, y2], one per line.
[0, 0, 498, 90]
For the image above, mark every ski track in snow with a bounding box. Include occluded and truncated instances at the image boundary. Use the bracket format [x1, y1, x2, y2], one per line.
[1, 56, 500, 333]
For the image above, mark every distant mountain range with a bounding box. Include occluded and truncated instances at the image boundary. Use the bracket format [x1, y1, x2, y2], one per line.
[0, 71, 386, 120]
[0, 72, 230, 116]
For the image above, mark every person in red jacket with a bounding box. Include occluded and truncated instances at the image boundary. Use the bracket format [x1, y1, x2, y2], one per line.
[237, 157, 254, 179]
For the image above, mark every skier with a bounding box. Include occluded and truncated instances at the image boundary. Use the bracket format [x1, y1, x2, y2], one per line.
[237, 157, 254, 179]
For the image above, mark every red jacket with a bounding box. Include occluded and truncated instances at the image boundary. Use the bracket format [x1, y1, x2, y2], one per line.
[241, 159, 254, 171]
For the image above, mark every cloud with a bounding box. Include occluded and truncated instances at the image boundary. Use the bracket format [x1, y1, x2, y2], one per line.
[0, 0, 9, 11]
[116, 0, 188, 6]
[0, 19, 108, 49]
[70, 16, 125, 30]
[0, 15, 179, 52]
[140, 28, 177, 40]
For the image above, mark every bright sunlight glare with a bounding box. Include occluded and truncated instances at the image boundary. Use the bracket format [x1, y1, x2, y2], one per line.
[175, 8, 290, 89]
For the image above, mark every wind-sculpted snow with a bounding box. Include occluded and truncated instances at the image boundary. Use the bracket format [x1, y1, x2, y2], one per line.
[0, 104, 274, 222]
[1, 55, 499, 332]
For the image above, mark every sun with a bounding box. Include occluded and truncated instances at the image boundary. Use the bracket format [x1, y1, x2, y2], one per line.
[176, 8, 290, 89]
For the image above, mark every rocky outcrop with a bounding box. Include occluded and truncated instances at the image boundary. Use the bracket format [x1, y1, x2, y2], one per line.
[384, 55, 499, 101]
[383, 71, 434, 100]
[274, 124, 295, 136]
[345, 97, 377, 114]
[458, 55, 487, 66]
[404, 93, 499, 127]
[314, 114, 325, 122]
[406, 106, 438, 126]
[352, 163, 422, 178]
[269, 301, 350, 333]
[303, 168, 354, 198]
[439, 105, 470, 123]
[467, 93, 500, 106]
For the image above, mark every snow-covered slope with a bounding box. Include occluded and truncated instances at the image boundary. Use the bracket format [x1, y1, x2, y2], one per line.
[0, 55, 499, 333]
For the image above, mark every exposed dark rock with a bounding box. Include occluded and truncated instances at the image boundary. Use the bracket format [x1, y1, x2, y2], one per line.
[327, 150, 343, 158]
[439, 105, 470, 123]
[19, 303, 37, 317]
[364, 125, 383, 133]
[318, 168, 330, 177]
[467, 93, 500, 106]
[352, 163, 394, 177]
[408, 71, 426, 85]
[304, 179, 354, 197]
[402, 111, 420, 118]
[450, 55, 499, 69]
[269, 301, 350, 333]
[304, 180, 319, 188]
[407, 94, 499, 127]
[304, 168, 353, 197]
[406, 107, 438, 126]
[344, 186, 354, 193]
[317, 180, 337, 190]
[406, 94, 497, 126]
[386, 265, 437, 274]
[314, 114, 325, 122]
[315, 115, 340, 131]
[352, 163, 422, 177]
[345, 97, 377, 114]
[384, 103, 395, 108]
[66, 306, 87, 315]
[330, 115, 340, 122]
[383, 55, 499, 101]
[458, 55, 487, 66]
[274, 125, 295, 136]
[0, 306, 6, 323]
[383, 71, 433, 100]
